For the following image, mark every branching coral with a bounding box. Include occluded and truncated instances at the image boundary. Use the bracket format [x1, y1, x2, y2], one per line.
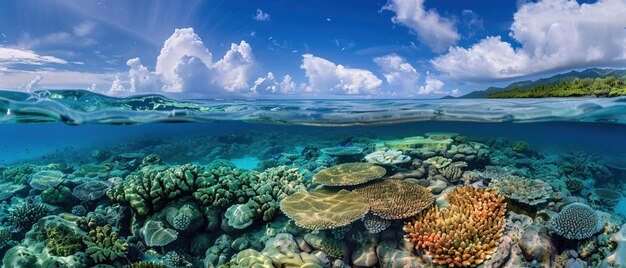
[404, 186, 506, 267]
[312, 162, 386, 186]
[489, 175, 553, 206]
[83, 225, 128, 263]
[551, 203, 601, 240]
[7, 202, 48, 232]
[355, 179, 433, 220]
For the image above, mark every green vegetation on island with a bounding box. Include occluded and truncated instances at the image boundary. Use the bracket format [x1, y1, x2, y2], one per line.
[488, 76, 626, 98]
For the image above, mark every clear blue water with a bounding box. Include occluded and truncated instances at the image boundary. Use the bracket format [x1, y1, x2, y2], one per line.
[0, 89, 624, 267]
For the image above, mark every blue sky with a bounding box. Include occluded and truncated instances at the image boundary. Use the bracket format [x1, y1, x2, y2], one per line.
[0, 0, 625, 98]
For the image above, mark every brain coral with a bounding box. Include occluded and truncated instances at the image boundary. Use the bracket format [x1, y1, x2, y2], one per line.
[489, 175, 553, 206]
[312, 163, 386, 186]
[551, 202, 601, 240]
[279, 188, 369, 230]
[355, 179, 433, 220]
[141, 220, 178, 247]
[224, 204, 254, 229]
[404, 186, 506, 267]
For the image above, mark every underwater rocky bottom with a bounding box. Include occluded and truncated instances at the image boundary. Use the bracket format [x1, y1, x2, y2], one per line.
[0, 121, 624, 268]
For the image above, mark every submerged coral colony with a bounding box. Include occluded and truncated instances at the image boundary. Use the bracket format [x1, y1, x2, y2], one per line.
[0, 131, 624, 268]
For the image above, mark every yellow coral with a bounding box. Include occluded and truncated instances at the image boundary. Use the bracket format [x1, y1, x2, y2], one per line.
[404, 186, 506, 267]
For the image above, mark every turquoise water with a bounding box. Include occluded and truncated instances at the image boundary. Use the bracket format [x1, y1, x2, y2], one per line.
[0, 90, 625, 267]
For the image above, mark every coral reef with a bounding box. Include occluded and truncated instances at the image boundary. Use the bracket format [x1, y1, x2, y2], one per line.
[6, 201, 48, 232]
[424, 156, 452, 169]
[551, 202, 601, 240]
[354, 179, 433, 220]
[28, 170, 64, 190]
[72, 181, 111, 201]
[312, 162, 386, 186]
[489, 175, 553, 206]
[362, 213, 391, 234]
[364, 149, 411, 165]
[141, 220, 178, 247]
[83, 225, 128, 263]
[404, 186, 506, 267]
[279, 188, 369, 230]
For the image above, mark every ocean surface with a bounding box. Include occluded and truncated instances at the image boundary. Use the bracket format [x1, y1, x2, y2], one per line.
[0, 89, 624, 268]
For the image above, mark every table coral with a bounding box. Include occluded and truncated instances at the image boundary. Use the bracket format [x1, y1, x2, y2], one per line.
[404, 186, 506, 267]
[354, 179, 433, 220]
[312, 162, 386, 186]
[279, 188, 369, 230]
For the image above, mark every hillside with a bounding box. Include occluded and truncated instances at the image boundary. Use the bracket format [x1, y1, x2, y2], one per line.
[460, 68, 626, 98]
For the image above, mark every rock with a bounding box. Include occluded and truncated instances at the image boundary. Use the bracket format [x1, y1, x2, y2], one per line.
[427, 180, 447, 194]
[332, 259, 348, 268]
[376, 240, 426, 268]
[352, 242, 378, 267]
[389, 173, 404, 180]
[482, 235, 512, 268]
[565, 258, 587, 268]
[600, 223, 626, 267]
[519, 225, 556, 268]
[297, 237, 312, 253]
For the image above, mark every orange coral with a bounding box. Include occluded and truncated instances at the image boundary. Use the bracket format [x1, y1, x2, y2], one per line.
[403, 186, 506, 267]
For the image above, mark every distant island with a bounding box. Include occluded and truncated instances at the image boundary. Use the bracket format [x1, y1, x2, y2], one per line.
[460, 68, 626, 98]
[488, 76, 626, 98]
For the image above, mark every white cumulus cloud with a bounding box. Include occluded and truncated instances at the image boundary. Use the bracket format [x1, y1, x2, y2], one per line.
[418, 73, 446, 94]
[433, 0, 626, 81]
[119, 28, 254, 94]
[301, 54, 382, 95]
[109, 75, 126, 93]
[251, 72, 296, 94]
[373, 54, 419, 91]
[383, 0, 460, 52]
[254, 9, 270, 21]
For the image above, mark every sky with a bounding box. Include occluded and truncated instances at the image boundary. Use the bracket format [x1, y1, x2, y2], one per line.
[0, 0, 625, 98]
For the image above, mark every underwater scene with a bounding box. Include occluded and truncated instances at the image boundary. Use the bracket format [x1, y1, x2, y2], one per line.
[3, 1, 626, 267]
[0, 91, 625, 268]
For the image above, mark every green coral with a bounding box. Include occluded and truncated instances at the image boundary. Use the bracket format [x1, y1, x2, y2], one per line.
[44, 224, 84, 257]
[41, 186, 73, 204]
[225, 204, 254, 229]
[108, 163, 252, 215]
[245, 166, 308, 222]
[82, 225, 128, 263]
[2, 164, 39, 184]
[129, 261, 167, 268]
[108, 162, 306, 226]
[303, 233, 345, 258]
[511, 140, 532, 154]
